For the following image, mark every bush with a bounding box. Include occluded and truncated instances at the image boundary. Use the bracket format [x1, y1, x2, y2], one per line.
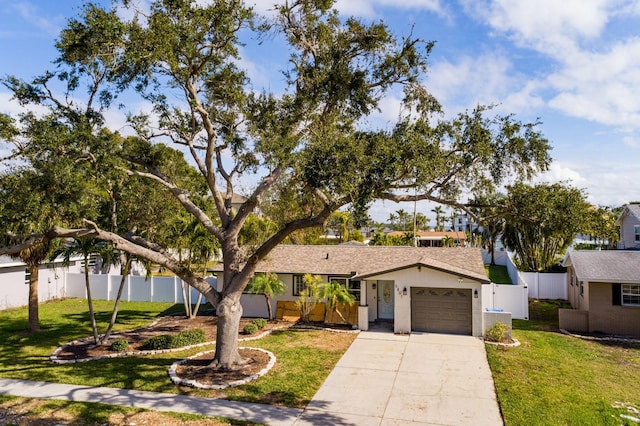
[141, 328, 206, 350]
[485, 322, 511, 342]
[242, 323, 259, 335]
[141, 334, 173, 350]
[109, 338, 129, 352]
[252, 318, 267, 329]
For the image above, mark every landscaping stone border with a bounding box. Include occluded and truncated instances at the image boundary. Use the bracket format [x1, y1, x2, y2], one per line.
[50, 324, 292, 364]
[51, 322, 359, 364]
[484, 338, 521, 348]
[168, 347, 276, 390]
[560, 329, 640, 344]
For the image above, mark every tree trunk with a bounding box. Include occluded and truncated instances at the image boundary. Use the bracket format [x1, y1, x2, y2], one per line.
[264, 294, 272, 320]
[209, 295, 246, 370]
[99, 257, 131, 344]
[84, 258, 99, 344]
[27, 264, 40, 332]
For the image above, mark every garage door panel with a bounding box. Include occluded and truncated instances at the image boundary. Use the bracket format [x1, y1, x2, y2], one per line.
[411, 287, 471, 335]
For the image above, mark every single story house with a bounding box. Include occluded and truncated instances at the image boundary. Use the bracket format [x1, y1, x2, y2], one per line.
[211, 245, 492, 337]
[386, 231, 467, 247]
[561, 250, 640, 336]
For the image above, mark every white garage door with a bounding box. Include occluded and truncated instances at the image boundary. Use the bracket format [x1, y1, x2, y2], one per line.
[411, 287, 472, 335]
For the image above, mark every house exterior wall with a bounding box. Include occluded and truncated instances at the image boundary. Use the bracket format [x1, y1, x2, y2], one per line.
[0, 261, 76, 310]
[588, 282, 640, 336]
[619, 208, 640, 249]
[361, 266, 484, 337]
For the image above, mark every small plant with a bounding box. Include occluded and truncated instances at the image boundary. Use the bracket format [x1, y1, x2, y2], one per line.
[484, 322, 511, 342]
[242, 323, 259, 335]
[252, 318, 267, 329]
[141, 334, 173, 350]
[141, 328, 206, 350]
[109, 338, 129, 352]
[171, 328, 206, 348]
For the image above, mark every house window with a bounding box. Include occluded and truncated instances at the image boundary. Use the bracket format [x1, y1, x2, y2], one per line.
[24, 268, 31, 285]
[579, 281, 584, 296]
[293, 274, 306, 296]
[349, 280, 361, 302]
[622, 284, 640, 306]
[635, 225, 640, 241]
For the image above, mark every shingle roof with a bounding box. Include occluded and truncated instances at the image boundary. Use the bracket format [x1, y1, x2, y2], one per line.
[616, 204, 640, 225]
[212, 245, 489, 283]
[565, 250, 640, 283]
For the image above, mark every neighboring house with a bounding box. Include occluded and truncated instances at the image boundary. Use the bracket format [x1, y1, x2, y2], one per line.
[616, 203, 640, 250]
[561, 250, 640, 336]
[386, 230, 467, 247]
[211, 245, 491, 337]
[0, 255, 82, 310]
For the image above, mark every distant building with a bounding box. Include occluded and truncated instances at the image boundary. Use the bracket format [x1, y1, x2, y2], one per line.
[616, 204, 640, 250]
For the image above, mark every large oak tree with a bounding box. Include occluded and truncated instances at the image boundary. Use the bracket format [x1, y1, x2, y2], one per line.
[1, 0, 551, 369]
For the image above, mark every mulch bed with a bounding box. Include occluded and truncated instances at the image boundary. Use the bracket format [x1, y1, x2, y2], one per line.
[54, 315, 292, 361]
[174, 348, 272, 386]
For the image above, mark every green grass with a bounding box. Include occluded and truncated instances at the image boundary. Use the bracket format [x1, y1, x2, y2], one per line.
[0, 298, 354, 409]
[487, 300, 640, 425]
[485, 264, 512, 284]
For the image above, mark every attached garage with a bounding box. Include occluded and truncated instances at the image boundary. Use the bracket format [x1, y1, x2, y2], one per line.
[411, 287, 472, 335]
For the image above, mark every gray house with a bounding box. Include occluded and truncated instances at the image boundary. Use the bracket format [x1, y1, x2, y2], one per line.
[561, 250, 640, 336]
[616, 204, 640, 250]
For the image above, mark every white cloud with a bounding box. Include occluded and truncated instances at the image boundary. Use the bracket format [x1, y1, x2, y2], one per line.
[464, 0, 611, 57]
[334, 0, 447, 19]
[623, 135, 640, 148]
[545, 38, 640, 127]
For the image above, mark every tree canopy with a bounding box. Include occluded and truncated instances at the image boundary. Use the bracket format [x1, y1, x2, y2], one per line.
[0, 0, 552, 368]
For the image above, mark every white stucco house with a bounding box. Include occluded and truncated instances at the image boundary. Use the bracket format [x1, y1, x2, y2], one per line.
[211, 245, 493, 337]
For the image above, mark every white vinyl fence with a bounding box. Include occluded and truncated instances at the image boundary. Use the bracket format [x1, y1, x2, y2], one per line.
[501, 250, 568, 300]
[65, 273, 210, 304]
[482, 283, 529, 320]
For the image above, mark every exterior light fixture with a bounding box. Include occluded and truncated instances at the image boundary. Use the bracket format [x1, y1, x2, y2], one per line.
[474, 289, 479, 298]
[403, 287, 407, 295]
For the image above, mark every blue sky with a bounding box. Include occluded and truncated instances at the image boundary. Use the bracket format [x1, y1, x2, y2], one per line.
[1, 0, 640, 224]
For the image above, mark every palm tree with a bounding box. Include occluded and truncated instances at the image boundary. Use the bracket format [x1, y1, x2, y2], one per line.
[432, 206, 445, 231]
[246, 272, 286, 320]
[322, 280, 355, 324]
[10, 239, 57, 332]
[50, 238, 106, 344]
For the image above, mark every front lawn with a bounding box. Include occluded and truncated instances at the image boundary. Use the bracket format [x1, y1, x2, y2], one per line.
[0, 299, 355, 410]
[487, 300, 640, 425]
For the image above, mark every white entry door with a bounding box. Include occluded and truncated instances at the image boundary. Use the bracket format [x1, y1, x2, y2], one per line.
[377, 280, 395, 319]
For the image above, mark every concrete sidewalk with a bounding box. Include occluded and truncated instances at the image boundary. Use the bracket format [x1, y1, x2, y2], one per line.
[0, 378, 302, 426]
[295, 331, 504, 425]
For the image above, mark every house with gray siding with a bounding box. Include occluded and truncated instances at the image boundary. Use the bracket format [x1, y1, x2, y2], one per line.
[616, 203, 640, 250]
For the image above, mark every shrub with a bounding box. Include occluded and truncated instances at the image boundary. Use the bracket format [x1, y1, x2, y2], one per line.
[141, 334, 173, 350]
[242, 323, 259, 335]
[171, 328, 206, 348]
[141, 328, 206, 350]
[252, 318, 267, 329]
[109, 338, 129, 352]
[484, 322, 511, 342]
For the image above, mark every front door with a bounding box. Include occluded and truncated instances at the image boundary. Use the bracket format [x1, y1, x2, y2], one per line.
[377, 280, 395, 319]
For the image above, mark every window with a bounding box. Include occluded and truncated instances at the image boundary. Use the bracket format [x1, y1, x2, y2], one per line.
[579, 281, 584, 296]
[24, 268, 31, 285]
[622, 284, 640, 306]
[635, 225, 640, 242]
[349, 280, 361, 302]
[293, 275, 306, 296]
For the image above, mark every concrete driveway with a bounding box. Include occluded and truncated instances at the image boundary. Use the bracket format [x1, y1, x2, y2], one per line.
[295, 330, 503, 425]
